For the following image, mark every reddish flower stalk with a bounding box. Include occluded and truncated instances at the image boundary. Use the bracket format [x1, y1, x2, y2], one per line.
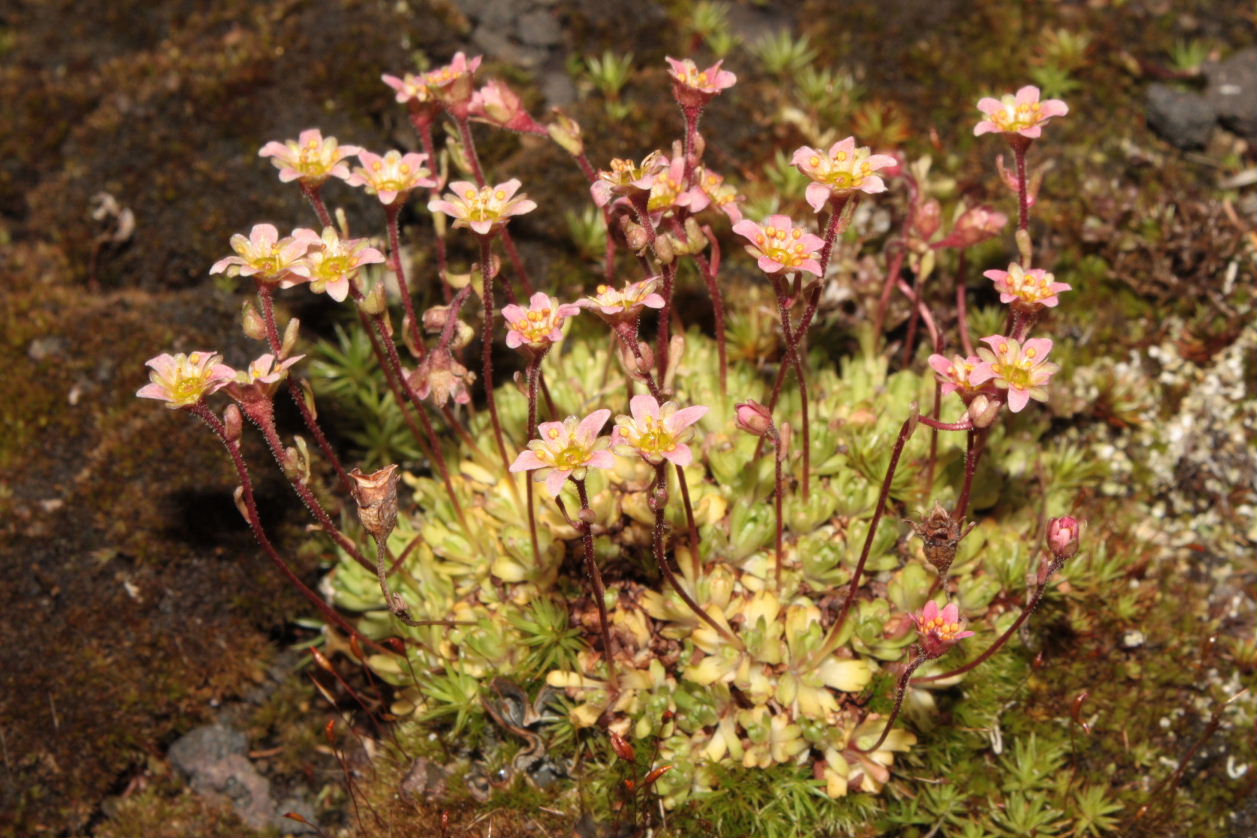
[254, 285, 353, 494]
[230, 384, 374, 574]
[384, 203, 426, 355]
[769, 273, 812, 500]
[477, 235, 511, 473]
[650, 464, 738, 645]
[189, 403, 396, 658]
[734, 401, 786, 586]
[575, 478, 617, 689]
[808, 409, 918, 667]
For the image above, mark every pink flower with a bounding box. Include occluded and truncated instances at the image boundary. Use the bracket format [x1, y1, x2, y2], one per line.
[219, 353, 305, 406]
[791, 138, 897, 212]
[647, 155, 709, 215]
[423, 52, 482, 116]
[911, 600, 974, 659]
[382, 72, 436, 106]
[731, 214, 824, 276]
[345, 150, 435, 205]
[932, 205, 1008, 250]
[510, 409, 615, 497]
[974, 86, 1068, 139]
[590, 153, 665, 208]
[665, 57, 736, 108]
[209, 223, 312, 287]
[136, 351, 231, 409]
[294, 227, 386, 302]
[984, 263, 1071, 311]
[975, 335, 1060, 413]
[577, 277, 666, 328]
[502, 292, 580, 351]
[470, 79, 546, 134]
[927, 353, 987, 399]
[258, 129, 360, 186]
[696, 167, 742, 223]
[612, 395, 708, 467]
[428, 178, 536, 236]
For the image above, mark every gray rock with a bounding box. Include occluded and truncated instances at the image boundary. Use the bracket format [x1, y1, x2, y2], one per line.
[1206, 47, 1257, 145]
[517, 9, 561, 47]
[168, 724, 275, 831]
[1146, 82, 1215, 149]
[471, 25, 546, 69]
[168, 724, 247, 771]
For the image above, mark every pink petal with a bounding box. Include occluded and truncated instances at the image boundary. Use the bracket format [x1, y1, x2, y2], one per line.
[1022, 337, 1054, 358]
[505, 331, 523, 349]
[544, 469, 570, 498]
[586, 450, 616, 470]
[575, 409, 611, 443]
[731, 219, 761, 240]
[940, 602, 960, 623]
[976, 97, 1003, 115]
[663, 444, 692, 468]
[805, 182, 830, 213]
[136, 382, 172, 401]
[1014, 85, 1041, 105]
[326, 279, 349, 303]
[973, 121, 998, 137]
[629, 394, 660, 425]
[510, 450, 546, 472]
[1006, 388, 1030, 412]
[757, 255, 783, 273]
[669, 405, 708, 431]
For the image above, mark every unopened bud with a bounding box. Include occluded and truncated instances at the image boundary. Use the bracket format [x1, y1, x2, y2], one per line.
[232, 485, 249, 522]
[1015, 228, 1034, 267]
[610, 731, 636, 763]
[241, 300, 267, 341]
[299, 380, 318, 420]
[1047, 516, 1081, 561]
[966, 394, 1000, 428]
[283, 436, 312, 484]
[623, 221, 649, 252]
[222, 404, 243, 443]
[360, 281, 387, 316]
[734, 400, 774, 438]
[281, 316, 301, 358]
[654, 233, 676, 265]
[547, 108, 584, 156]
[578, 507, 596, 525]
[348, 464, 400, 542]
[683, 217, 704, 252]
[777, 421, 793, 455]
[662, 334, 685, 393]
[915, 198, 942, 240]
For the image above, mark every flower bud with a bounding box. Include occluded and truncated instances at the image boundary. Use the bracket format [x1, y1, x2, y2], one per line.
[222, 404, 243, 443]
[283, 436, 312, 484]
[241, 300, 267, 341]
[654, 233, 676, 265]
[914, 198, 942, 240]
[932, 205, 1007, 250]
[623, 221, 649, 252]
[1047, 516, 1081, 561]
[547, 108, 584, 156]
[734, 401, 774, 438]
[281, 316, 301, 358]
[232, 485, 249, 522]
[360, 281, 387, 316]
[966, 394, 1001, 428]
[348, 464, 400, 543]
